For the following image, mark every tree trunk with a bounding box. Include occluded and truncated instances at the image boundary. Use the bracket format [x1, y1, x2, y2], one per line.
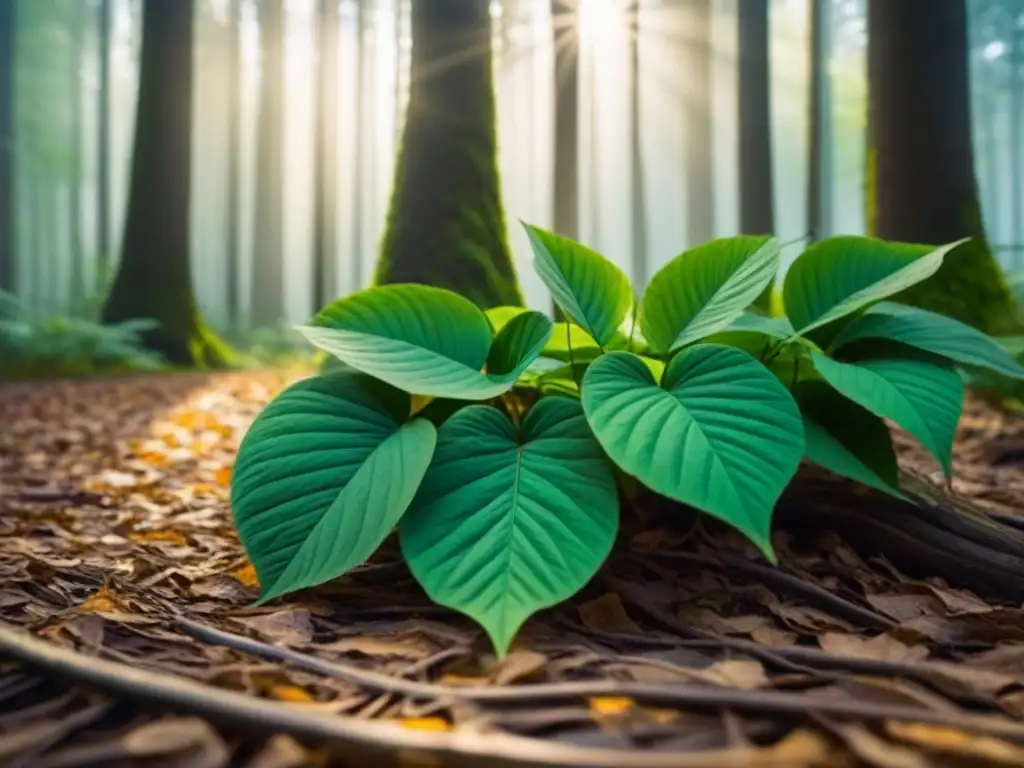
[737, 0, 773, 238]
[806, 0, 831, 245]
[68, 1, 86, 308]
[351, 0, 366, 295]
[102, 0, 229, 367]
[225, 0, 242, 331]
[551, 0, 579, 242]
[250, 0, 285, 327]
[374, 0, 523, 309]
[684, 0, 714, 245]
[0, 0, 15, 293]
[867, 0, 1017, 335]
[312, 0, 339, 312]
[1011, 25, 1022, 257]
[628, 0, 648, 291]
[96, 0, 112, 295]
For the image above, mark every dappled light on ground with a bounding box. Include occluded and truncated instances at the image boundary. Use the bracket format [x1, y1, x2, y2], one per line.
[3, 373, 1024, 764]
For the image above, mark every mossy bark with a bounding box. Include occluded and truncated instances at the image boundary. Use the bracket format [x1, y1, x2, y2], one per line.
[101, 0, 230, 368]
[867, 0, 1018, 336]
[374, 0, 523, 310]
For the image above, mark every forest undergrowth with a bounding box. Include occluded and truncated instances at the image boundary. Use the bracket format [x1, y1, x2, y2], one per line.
[2, 370, 1024, 765]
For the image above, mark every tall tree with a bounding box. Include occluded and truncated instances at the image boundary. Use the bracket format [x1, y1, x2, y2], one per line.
[737, 0, 773, 238]
[867, 0, 1017, 334]
[250, 0, 285, 327]
[225, 0, 242, 330]
[551, 0, 579, 241]
[807, 0, 831, 244]
[102, 0, 229, 365]
[628, 0, 649, 290]
[351, 0, 367, 294]
[1011, 19, 1022, 253]
[96, 0, 112, 293]
[312, 0, 339, 311]
[68, 0, 86, 306]
[0, 0, 14, 293]
[684, 0, 714, 244]
[374, 0, 523, 308]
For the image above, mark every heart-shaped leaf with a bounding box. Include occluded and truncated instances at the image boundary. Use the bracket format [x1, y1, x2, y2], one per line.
[400, 397, 618, 657]
[640, 236, 780, 354]
[831, 302, 1024, 380]
[581, 348, 804, 559]
[795, 380, 902, 498]
[297, 284, 552, 399]
[810, 352, 962, 477]
[523, 223, 634, 348]
[231, 373, 437, 603]
[783, 236, 968, 337]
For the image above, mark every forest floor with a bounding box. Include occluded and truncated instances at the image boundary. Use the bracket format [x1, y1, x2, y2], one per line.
[3, 372, 1024, 767]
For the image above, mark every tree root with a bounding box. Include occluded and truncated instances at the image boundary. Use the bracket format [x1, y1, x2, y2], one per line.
[776, 466, 1024, 603]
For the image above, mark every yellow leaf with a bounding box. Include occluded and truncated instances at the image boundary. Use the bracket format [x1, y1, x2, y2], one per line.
[231, 563, 260, 588]
[215, 466, 233, 486]
[398, 718, 450, 732]
[439, 674, 486, 687]
[589, 697, 634, 717]
[269, 685, 316, 703]
[79, 583, 118, 614]
[129, 530, 189, 547]
[409, 394, 434, 417]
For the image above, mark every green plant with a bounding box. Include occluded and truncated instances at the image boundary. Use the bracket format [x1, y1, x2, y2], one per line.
[0, 290, 166, 378]
[230, 227, 1023, 656]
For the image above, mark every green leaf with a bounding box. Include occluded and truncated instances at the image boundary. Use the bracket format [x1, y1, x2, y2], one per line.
[400, 397, 618, 657]
[231, 373, 437, 603]
[297, 285, 553, 399]
[581, 347, 804, 559]
[794, 380, 902, 498]
[640, 236, 780, 354]
[724, 311, 795, 340]
[783, 236, 968, 337]
[523, 223, 634, 347]
[484, 305, 529, 335]
[810, 352, 962, 477]
[831, 302, 1024, 380]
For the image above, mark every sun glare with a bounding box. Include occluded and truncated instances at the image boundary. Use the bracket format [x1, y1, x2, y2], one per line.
[578, 0, 623, 47]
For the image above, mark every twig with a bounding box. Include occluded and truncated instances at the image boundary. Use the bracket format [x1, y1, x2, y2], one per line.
[4, 622, 1024, 752]
[638, 550, 894, 630]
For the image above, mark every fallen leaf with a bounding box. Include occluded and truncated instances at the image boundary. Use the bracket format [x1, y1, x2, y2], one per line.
[78, 583, 118, 614]
[268, 685, 316, 703]
[237, 609, 314, 645]
[578, 592, 644, 634]
[887, 720, 1024, 765]
[819, 632, 930, 663]
[129, 529, 189, 547]
[695, 660, 768, 690]
[230, 562, 260, 588]
[490, 650, 548, 685]
[589, 697, 634, 717]
[398, 718, 450, 732]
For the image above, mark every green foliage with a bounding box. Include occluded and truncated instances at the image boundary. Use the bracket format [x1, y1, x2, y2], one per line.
[232, 227, 1008, 656]
[0, 290, 166, 378]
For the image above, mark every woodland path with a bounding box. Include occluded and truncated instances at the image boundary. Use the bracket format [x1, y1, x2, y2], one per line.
[2, 371, 1024, 767]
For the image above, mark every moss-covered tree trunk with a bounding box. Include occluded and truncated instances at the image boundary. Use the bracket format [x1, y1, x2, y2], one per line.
[867, 0, 1017, 335]
[551, 0, 579, 244]
[102, 0, 229, 367]
[374, 0, 523, 310]
[0, 0, 14, 293]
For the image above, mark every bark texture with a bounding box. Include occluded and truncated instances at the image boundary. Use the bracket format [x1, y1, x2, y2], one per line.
[867, 0, 1017, 335]
[374, 0, 522, 309]
[102, 0, 229, 367]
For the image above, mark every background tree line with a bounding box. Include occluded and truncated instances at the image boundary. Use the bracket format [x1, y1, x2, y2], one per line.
[0, 0, 1022, 365]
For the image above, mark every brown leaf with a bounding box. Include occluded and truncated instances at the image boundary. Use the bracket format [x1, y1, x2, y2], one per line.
[819, 632, 930, 663]
[490, 649, 548, 685]
[577, 592, 643, 634]
[237, 609, 314, 645]
[695, 660, 768, 690]
[887, 720, 1024, 766]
